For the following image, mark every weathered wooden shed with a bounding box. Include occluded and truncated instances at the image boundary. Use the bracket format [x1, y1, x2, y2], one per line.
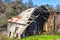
[7, 6, 50, 39]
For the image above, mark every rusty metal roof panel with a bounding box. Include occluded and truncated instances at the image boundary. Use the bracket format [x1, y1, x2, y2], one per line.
[8, 8, 35, 24]
[8, 15, 22, 22]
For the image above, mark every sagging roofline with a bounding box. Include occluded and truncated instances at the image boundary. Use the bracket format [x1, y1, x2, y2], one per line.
[8, 7, 36, 23]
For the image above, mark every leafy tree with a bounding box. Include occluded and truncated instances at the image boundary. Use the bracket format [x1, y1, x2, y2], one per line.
[0, 13, 7, 27]
[0, 0, 29, 28]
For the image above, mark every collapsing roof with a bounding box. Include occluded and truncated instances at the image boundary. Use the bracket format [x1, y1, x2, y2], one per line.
[8, 8, 36, 25]
[8, 6, 49, 25]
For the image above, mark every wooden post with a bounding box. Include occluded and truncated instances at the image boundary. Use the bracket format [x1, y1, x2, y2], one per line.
[54, 12, 56, 32]
[46, 22, 48, 31]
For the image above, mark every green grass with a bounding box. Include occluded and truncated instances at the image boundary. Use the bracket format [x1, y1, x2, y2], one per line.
[21, 35, 60, 40]
[0, 35, 60, 40]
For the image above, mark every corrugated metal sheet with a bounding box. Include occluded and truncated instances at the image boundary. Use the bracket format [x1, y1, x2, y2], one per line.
[8, 8, 35, 24]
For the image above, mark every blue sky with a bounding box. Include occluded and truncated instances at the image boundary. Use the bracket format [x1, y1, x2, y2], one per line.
[23, 0, 60, 7]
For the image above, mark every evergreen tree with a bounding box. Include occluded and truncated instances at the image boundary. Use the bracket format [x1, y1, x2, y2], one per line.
[5, 0, 11, 3]
[28, 0, 33, 8]
[56, 4, 60, 11]
[16, 0, 22, 4]
[0, 0, 2, 2]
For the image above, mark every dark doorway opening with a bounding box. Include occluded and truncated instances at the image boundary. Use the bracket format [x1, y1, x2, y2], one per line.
[9, 32, 11, 37]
